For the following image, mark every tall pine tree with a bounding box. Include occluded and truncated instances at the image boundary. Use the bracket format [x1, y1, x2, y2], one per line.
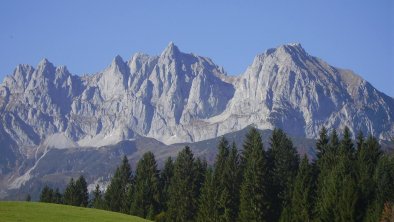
[167, 146, 200, 222]
[316, 127, 329, 159]
[239, 127, 270, 222]
[130, 152, 160, 219]
[40, 185, 54, 203]
[267, 128, 300, 221]
[197, 168, 218, 222]
[355, 134, 382, 220]
[220, 142, 242, 221]
[64, 178, 78, 206]
[365, 155, 394, 221]
[91, 184, 104, 209]
[75, 175, 88, 207]
[316, 127, 358, 221]
[200, 137, 241, 222]
[213, 137, 230, 220]
[339, 126, 355, 159]
[159, 157, 174, 213]
[286, 155, 313, 221]
[104, 155, 133, 213]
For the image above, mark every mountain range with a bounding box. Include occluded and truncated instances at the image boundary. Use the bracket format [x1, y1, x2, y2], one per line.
[0, 42, 393, 199]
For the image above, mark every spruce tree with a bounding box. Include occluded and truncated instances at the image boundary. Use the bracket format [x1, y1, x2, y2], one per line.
[241, 127, 260, 165]
[316, 128, 358, 221]
[197, 168, 218, 222]
[159, 157, 174, 213]
[213, 137, 230, 220]
[355, 134, 382, 220]
[356, 131, 364, 153]
[214, 137, 230, 184]
[315, 129, 338, 220]
[193, 157, 207, 215]
[104, 155, 133, 213]
[91, 184, 103, 209]
[339, 126, 355, 159]
[239, 127, 269, 222]
[167, 146, 200, 222]
[287, 155, 313, 221]
[334, 148, 358, 221]
[365, 155, 394, 221]
[40, 185, 54, 203]
[316, 127, 329, 159]
[268, 128, 300, 221]
[64, 178, 78, 206]
[130, 152, 160, 219]
[53, 188, 63, 204]
[220, 142, 242, 221]
[75, 175, 88, 207]
[205, 137, 242, 222]
[329, 129, 339, 154]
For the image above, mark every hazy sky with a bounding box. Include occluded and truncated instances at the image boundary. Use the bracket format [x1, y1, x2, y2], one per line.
[1, 0, 393, 96]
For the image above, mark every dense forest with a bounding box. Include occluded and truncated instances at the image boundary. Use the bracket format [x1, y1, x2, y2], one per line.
[38, 127, 394, 221]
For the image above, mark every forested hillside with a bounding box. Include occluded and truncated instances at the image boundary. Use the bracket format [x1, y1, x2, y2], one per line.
[38, 127, 394, 221]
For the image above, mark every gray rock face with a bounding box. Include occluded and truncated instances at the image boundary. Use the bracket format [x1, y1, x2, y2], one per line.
[0, 42, 393, 176]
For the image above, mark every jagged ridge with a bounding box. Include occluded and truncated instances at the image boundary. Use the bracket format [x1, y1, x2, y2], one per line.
[0, 42, 393, 157]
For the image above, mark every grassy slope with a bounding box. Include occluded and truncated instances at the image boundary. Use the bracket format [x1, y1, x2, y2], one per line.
[0, 201, 150, 222]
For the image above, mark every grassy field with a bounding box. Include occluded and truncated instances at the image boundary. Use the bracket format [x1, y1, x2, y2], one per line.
[0, 201, 150, 222]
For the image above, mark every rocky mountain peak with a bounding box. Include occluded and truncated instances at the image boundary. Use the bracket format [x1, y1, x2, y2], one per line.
[112, 55, 125, 66]
[0, 42, 392, 154]
[35, 58, 56, 78]
[37, 58, 52, 68]
[161, 41, 181, 59]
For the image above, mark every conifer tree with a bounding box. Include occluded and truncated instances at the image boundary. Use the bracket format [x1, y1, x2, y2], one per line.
[197, 168, 218, 222]
[315, 128, 338, 220]
[104, 155, 133, 213]
[239, 127, 269, 222]
[356, 134, 382, 220]
[167, 146, 199, 221]
[91, 184, 103, 209]
[214, 137, 230, 184]
[316, 128, 339, 182]
[75, 175, 88, 207]
[53, 188, 63, 204]
[268, 128, 300, 221]
[356, 131, 364, 153]
[213, 137, 230, 220]
[316, 127, 329, 159]
[241, 127, 261, 165]
[159, 157, 174, 213]
[340, 126, 355, 159]
[316, 128, 358, 221]
[365, 155, 394, 221]
[64, 178, 78, 206]
[220, 142, 242, 221]
[130, 152, 160, 219]
[335, 150, 358, 221]
[193, 157, 207, 215]
[63, 176, 87, 207]
[287, 155, 313, 221]
[329, 129, 339, 154]
[40, 185, 54, 203]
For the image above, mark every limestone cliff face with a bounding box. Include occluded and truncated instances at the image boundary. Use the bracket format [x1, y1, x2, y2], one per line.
[0, 42, 392, 161]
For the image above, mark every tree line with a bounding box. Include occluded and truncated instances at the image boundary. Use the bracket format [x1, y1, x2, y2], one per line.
[39, 127, 394, 221]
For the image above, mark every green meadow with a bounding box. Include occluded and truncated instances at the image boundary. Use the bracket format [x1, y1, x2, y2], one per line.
[0, 201, 150, 222]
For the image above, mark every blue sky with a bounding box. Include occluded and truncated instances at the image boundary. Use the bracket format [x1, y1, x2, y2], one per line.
[1, 0, 393, 96]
